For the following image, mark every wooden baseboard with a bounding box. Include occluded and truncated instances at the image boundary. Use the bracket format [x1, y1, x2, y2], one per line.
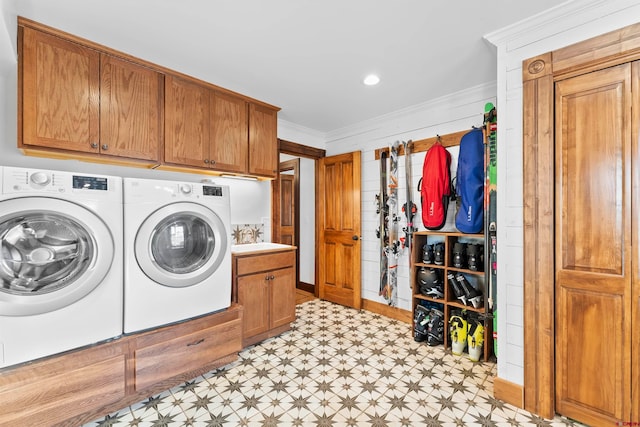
[361, 299, 412, 324]
[493, 376, 524, 409]
[297, 281, 315, 294]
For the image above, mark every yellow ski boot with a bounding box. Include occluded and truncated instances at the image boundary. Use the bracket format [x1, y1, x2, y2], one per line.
[449, 314, 467, 355]
[467, 319, 485, 362]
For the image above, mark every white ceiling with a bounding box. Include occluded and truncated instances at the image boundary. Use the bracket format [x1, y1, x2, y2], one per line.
[14, 0, 564, 133]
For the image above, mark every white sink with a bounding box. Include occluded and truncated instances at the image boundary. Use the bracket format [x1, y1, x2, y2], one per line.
[230, 242, 295, 254]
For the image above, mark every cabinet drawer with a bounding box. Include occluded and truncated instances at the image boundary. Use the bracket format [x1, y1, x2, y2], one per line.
[134, 317, 241, 391]
[0, 344, 126, 426]
[236, 250, 295, 276]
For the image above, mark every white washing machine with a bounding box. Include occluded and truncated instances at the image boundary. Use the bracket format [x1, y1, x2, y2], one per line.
[123, 177, 231, 333]
[0, 166, 123, 369]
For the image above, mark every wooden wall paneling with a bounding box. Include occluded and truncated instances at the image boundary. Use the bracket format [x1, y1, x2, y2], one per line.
[374, 129, 470, 160]
[631, 60, 640, 423]
[552, 22, 640, 77]
[522, 52, 555, 419]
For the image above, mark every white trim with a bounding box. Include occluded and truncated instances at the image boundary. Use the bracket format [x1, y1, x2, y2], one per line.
[484, 0, 606, 47]
[326, 82, 496, 143]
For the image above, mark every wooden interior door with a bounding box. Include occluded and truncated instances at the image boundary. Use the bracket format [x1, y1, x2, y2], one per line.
[554, 63, 633, 426]
[317, 151, 362, 309]
[279, 173, 295, 246]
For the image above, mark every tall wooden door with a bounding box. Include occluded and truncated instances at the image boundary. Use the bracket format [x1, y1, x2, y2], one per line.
[279, 173, 295, 246]
[554, 63, 634, 426]
[317, 151, 361, 309]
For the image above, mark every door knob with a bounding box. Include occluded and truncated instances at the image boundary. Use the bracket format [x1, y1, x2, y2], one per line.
[352, 235, 360, 241]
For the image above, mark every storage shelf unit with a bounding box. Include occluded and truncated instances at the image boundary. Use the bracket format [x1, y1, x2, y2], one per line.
[411, 231, 493, 362]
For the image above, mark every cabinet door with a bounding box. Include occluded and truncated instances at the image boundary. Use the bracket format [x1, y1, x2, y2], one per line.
[21, 27, 100, 152]
[248, 103, 278, 177]
[210, 92, 248, 173]
[269, 267, 296, 329]
[164, 76, 210, 167]
[555, 63, 632, 425]
[100, 55, 163, 161]
[237, 273, 270, 338]
[0, 343, 125, 426]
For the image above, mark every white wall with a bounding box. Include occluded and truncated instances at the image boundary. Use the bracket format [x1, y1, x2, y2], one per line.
[325, 84, 496, 311]
[486, 0, 640, 386]
[0, 5, 270, 227]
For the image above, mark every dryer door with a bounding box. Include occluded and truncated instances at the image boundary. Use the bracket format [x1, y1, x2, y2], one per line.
[135, 202, 228, 288]
[0, 198, 114, 315]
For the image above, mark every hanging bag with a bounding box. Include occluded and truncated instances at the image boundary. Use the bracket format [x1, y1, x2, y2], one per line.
[455, 128, 484, 233]
[418, 141, 452, 230]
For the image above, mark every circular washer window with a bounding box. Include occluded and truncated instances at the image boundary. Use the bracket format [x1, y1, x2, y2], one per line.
[135, 202, 228, 288]
[0, 198, 114, 316]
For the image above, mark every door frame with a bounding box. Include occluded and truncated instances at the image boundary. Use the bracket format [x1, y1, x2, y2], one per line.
[522, 23, 640, 420]
[277, 158, 303, 291]
[272, 139, 325, 295]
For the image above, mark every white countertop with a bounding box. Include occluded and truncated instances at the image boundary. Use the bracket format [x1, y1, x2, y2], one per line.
[230, 242, 296, 254]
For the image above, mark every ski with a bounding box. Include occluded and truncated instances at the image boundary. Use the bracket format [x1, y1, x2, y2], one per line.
[483, 102, 497, 356]
[402, 140, 417, 258]
[382, 141, 401, 306]
[377, 150, 389, 300]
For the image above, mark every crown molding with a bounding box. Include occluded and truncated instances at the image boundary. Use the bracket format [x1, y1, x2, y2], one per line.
[484, 0, 640, 49]
[325, 82, 496, 143]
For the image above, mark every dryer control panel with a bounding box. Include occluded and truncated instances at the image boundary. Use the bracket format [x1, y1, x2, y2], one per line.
[203, 186, 223, 197]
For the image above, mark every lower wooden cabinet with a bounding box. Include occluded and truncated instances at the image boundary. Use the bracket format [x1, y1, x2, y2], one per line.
[233, 249, 296, 347]
[0, 342, 126, 427]
[132, 307, 242, 391]
[0, 304, 242, 427]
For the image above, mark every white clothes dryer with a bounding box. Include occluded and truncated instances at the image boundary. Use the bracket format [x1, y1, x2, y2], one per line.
[123, 177, 231, 333]
[0, 166, 123, 369]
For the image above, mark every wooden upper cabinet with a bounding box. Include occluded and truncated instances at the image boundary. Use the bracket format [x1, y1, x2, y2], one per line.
[164, 77, 250, 173]
[18, 18, 279, 176]
[210, 91, 248, 173]
[248, 103, 278, 177]
[20, 26, 163, 162]
[100, 55, 162, 161]
[21, 27, 100, 153]
[164, 75, 210, 167]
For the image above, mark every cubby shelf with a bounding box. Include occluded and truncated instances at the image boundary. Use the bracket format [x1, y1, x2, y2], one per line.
[411, 231, 493, 362]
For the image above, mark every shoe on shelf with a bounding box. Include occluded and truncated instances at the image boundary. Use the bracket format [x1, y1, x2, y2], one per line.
[449, 313, 468, 355]
[448, 272, 467, 305]
[422, 244, 434, 264]
[467, 317, 485, 362]
[434, 242, 445, 265]
[455, 273, 483, 309]
[466, 243, 484, 272]
[452, 242, 467, 269]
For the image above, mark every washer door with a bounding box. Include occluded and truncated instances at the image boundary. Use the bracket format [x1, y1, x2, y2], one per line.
[135, 202, 228, 288]
[0, 198, 113, 316]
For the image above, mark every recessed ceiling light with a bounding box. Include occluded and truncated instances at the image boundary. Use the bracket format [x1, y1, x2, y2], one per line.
[363, 74, 380, 86]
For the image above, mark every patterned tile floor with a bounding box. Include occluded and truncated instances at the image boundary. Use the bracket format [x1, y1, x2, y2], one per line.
[86, 300, 585, 427]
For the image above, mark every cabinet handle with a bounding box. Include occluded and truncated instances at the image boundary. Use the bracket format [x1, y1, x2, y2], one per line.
[211, 159, 216, 165]
[270, 275, 275, 280]
[90, 142, 98, 149]
[187, 338, 205, 347]
[265, 275, 271, 281]
[204, 159, 210, 164]
[101, 144, 108, 151]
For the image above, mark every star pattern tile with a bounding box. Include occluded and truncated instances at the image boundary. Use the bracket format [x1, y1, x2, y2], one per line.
[85, 299, 587, 427]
